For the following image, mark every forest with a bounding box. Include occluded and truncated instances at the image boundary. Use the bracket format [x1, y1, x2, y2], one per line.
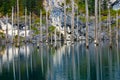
[0, 0, 111, 17]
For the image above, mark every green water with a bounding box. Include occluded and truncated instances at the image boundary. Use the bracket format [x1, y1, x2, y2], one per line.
[0, 41, 120, 80]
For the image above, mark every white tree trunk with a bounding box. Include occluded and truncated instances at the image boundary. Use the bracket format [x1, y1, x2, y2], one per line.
[25, 8, 27, 42]
[17, 0, 20, 44]
[6, 14, 8, 43]
[108, 6, 112, 45]
[116, 11, 118, 40]
[77, 6, 79, 41]
[29, 12, 31, 42]
[64, 0, 67, 43]
[99, 0, 101, 41]
[46, 10, 48, 42]
[85, 0, 89, 47]
[12, 7, 14, 43]
[95, 0, 98, 44]
[55, 28, 57, 44]
[71, 0, 74, 43]
[40, 10, 43, 42]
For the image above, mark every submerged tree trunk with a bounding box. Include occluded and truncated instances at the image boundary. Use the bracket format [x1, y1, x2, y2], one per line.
[64, 0, 67, 43]
[71, 0, 74, 43]
[85, 0, 89, 47]
[94, 0, 98, 44]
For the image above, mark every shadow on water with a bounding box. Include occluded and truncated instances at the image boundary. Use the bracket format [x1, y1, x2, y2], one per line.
[0, 41, 120, 80]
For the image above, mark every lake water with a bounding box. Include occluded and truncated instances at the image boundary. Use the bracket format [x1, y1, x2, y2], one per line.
[0, 41, 120, 80]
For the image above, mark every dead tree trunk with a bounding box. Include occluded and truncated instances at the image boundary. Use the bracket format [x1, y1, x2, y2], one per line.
[17, 0, 20, 45]
[40, 10, 43, 42]
[85, 0, 89, 47]
[64, 0, 67, 44]
[71, 0, 74, 43]
[12, 7, 14, 43]
[94, 0, 98, 45]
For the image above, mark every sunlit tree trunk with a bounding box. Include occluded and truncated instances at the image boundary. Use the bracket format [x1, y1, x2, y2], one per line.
[29, 12, 31, 42]
[49, 0, 52, 43]
[77, 6, 79, 41]
[46, 10, 48, 43]
[116, 11, 118, 40]
[17, 0, 20, 45]
[25, 7, 27, 42]
[59, 14, 62, 41]
[64, 0, 67, 43]
[94, 0, 98, 44]
[108, 4, 112, 46]
[71, 0, 74, 43]
[40, 10, 43, 42]
[85, 0, 89, 47]
[6, 14, 8, 43]
[51, 33, 52, 44]
[54, 28, 57, 44]
[99, 0, 101, 41]
[12, 7, 14, 43]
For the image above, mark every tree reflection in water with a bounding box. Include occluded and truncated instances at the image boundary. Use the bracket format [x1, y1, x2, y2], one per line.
[0, 42, 119, 80]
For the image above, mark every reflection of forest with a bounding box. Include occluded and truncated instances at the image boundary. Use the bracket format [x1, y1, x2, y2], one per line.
[47, 42, 120, 80]
[0, 42, 120, 80]
[0, 44, 47, 80]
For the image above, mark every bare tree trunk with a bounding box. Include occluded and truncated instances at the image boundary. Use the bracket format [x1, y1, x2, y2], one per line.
[17, 0, 20, 45]
[85, 0, 89, 47]
[77, 6, 79, 41]
[25, 8, 27, 42]
[64, 0, 67, 44]
[108, 6, 112, 46]
[40, 10, 43, 42]
[99, 0, 101, 41]
[55, 28, 57, 44]
[12, 7, 14, 43]
[51, 33, 52, 44]
[71, 0, 74, 43]
[29, 12, 31, 42]
[116, 11, 118, 40]
[46, 10, 48, 43]
[95, 0, 98, 44]
[59, 14, 62, 41]
[6, 14, 8, 43]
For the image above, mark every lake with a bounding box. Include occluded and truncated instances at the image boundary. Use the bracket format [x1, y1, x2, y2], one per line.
[0, 41, 120, 80]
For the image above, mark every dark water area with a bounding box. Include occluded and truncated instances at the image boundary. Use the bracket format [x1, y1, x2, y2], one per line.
[0, 41, 120, 80]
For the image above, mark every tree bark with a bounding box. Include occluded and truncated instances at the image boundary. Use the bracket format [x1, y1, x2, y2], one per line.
[116, 11, 118, 40]
[71, 0, 74, 43]
[40, 10, 43, 42]
[46, 10, 48, 42]
[25, 8, 27, 42]
[85, 0, 89, 47]
[12, 7, 14, 43]
[99, 0, 101, 41]
[17, 0, 20, 45]
[64, 0, 67, 43]
[95, 0, 98, 44]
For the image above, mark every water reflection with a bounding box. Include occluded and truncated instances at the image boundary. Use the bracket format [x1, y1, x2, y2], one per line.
[0, 42, 120, 80]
